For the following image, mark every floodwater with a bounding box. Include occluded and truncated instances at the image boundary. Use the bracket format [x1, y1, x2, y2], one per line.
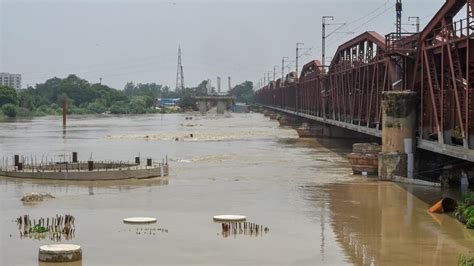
[0, 113, 473, 266]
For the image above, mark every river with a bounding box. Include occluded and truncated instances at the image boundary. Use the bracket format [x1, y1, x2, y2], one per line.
[0, 113, 473, 265]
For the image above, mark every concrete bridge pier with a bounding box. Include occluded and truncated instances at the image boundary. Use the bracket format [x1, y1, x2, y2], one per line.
[216, 100, 228, 114]
[378, 91, 417, 180]
[198, 100, 210, 114]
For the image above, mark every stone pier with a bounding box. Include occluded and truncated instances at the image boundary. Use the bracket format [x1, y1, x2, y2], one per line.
[378, 91, 417, 179]
[277, 114, 302, 127]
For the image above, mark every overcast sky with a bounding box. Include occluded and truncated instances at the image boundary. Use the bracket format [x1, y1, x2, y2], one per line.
[1, 0, 444, 90]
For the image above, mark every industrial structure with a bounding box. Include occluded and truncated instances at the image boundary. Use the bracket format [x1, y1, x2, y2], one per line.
[256, 0, 474, 167]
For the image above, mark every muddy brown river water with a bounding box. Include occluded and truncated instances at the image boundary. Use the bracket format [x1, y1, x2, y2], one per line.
[0, 113, 473, 265]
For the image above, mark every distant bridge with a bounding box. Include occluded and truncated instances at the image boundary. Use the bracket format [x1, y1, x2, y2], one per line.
[193, 95, 236, 114]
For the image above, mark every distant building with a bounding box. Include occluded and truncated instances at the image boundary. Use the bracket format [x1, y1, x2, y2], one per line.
[0, 72, 22, 90]
[157, 98, 180, 107]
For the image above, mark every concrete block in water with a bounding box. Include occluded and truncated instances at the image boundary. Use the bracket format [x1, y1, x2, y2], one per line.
[213, 215, 247, 222]
[123, 217, 157, 224]
[39, 244, 82, 262]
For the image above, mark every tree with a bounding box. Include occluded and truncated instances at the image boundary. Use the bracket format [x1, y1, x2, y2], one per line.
[18, 92, 34, 110]
[230, 81, 254, 104]
[128, 97, 147, 114]
[177, 92, 197, 110]
[0, 85, 19, 106]
[2, 103, 18, 117]
[141, 95, 155, 108]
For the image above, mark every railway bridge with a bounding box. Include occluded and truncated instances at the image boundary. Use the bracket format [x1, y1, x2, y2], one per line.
[256, 0, 474, 166]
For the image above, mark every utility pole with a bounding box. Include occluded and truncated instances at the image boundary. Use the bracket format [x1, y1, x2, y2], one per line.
[296, 43, 304, 79]
[322, 16, 334, 71]
[273, 65, 278, 81]
[267, 72, 271, 85]
[408, 16, 420, 33]
[282, 56, 289, 81]
[228, 76, 231, 91]
[396, 0, 402, 38]
[175, 45, 185, 91]
[322, 17, 352, 72]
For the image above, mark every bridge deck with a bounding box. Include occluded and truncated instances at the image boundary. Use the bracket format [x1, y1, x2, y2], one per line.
[260, 104, 474, 162]
[193, 96, 236, 100]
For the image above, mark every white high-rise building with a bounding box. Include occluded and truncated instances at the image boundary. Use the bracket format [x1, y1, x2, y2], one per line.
[0, 73, 22, 90]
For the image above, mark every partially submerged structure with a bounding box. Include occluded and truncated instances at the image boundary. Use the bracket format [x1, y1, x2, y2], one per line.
[0, 153, 169, 181]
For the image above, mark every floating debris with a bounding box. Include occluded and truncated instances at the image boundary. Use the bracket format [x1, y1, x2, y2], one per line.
[118, 227, 169, 236]
[220, 222, 269, 238]
[16, 214, 75, 241]
[21, 192, 55, 203]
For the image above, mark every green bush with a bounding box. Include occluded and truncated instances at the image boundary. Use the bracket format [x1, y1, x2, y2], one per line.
[69, 106, 89, 115]
[1, 103, 18, 117]
[16, 107, 33, 117]
[87, 101, 107, 114]
[110, 102, 129, 114]
[458, 253, 474, 266]
[465, 192, 474, 206]
[467, 218, 474, 229]
[463, 206, 474, 219]
[0, 85, 19, 105]
[29, 225, 49, 234]
[128, 97, 146, 114]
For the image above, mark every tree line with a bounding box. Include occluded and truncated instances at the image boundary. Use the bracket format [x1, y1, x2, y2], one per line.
[0, 74, 255, 118]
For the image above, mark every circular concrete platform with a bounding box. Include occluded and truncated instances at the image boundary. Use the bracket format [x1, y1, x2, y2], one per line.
[123, 217, 157, 224]
[38, 244, 82, 262]
[213, 215, 246, 222]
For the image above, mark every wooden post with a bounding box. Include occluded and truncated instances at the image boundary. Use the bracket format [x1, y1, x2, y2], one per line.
[62, 99, 67, 127]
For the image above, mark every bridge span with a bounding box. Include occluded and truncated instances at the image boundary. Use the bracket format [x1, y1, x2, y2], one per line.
[256, 0, 474, 163]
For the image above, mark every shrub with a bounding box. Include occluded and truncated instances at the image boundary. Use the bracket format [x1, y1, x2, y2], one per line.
[87, 102, 107, 114]
[467, 218, 474, 229]
[1, 103, 18, 117]
[463, 206, 474, 220]
[110, 102, 129, 114]
[458, 253, 474, 266]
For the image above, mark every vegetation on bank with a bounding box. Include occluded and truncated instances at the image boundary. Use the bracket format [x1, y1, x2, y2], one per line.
[454, 192, 474, 229]
[0, 75, 255, 118]
[458, 253, 474, 266]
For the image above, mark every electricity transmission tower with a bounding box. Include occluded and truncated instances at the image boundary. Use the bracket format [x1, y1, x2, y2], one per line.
[396, 0, 402, 38]
[175, 45, 185, 91]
